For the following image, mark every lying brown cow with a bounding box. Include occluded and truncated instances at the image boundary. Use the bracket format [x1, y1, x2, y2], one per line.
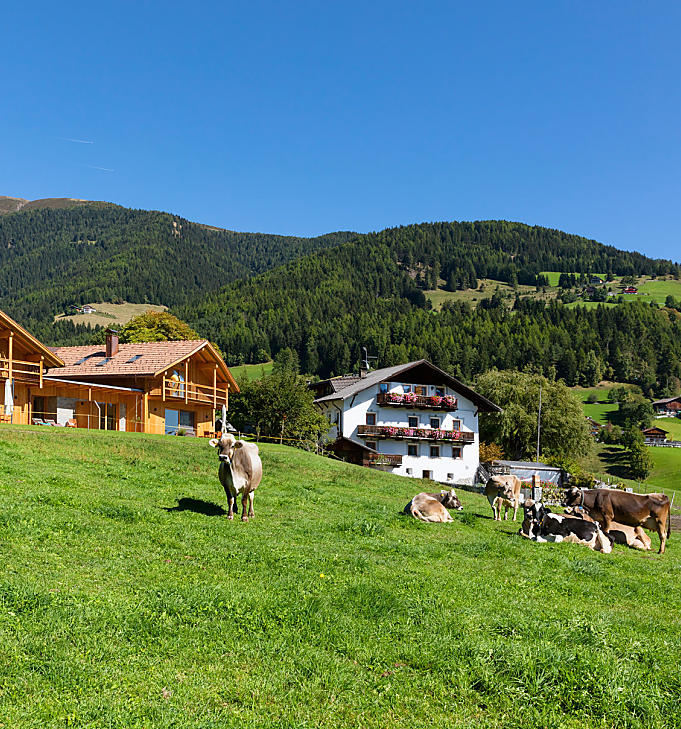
[404, 490, 463, 523]
[563, 487, 670, 554]
[485, 475, 523, 521]
[564, 506, 652, 551]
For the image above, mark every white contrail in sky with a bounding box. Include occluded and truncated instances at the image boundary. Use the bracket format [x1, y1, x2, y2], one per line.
[85, 165, 114, 172]
[61, 137, 94, 144]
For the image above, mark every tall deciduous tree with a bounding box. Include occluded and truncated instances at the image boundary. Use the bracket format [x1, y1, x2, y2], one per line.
[228, 370, 330, 449]
[118, 311, 202, 343]
[476, 370, 591, 461]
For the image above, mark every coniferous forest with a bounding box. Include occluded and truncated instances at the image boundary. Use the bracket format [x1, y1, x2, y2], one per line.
[1, 202, 680, 395]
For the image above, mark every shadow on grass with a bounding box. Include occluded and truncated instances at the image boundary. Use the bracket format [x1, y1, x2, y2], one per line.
[599, 447, 633, 480]
[164, 497, 227, 516]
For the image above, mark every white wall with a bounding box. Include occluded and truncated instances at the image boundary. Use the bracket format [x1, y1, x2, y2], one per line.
[331, 379, 480, 485]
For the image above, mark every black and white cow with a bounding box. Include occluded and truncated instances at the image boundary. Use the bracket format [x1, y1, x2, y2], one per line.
[521, 500, 613, 553]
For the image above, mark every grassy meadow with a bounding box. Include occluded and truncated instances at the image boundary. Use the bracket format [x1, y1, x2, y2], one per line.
[1, 426, 681, 728]
[54, 302, 167, 328]
[229, 361, 274, 381]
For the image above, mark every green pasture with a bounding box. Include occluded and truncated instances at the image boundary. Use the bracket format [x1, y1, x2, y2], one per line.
[655, 417, 681, 440]
[425, 280, 542, 311]
[540, 272, 606, 287]
[229, 360, 274, 381]
[1, 426, 680, 728]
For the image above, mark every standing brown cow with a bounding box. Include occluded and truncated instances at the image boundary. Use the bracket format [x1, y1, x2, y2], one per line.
[485, 475, 523, 521]
[563, 487, 670, 554]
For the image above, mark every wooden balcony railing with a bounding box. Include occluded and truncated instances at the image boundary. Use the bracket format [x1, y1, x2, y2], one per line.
[147, 377, 229, 407]
[364, 453, 403, 467]
[377, 392, 458, 410]
[0, 356, 43, 385]
[357, 424, 474, 443]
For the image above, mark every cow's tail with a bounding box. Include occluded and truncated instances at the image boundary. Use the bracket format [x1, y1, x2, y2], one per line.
[667, 508, 672, 540]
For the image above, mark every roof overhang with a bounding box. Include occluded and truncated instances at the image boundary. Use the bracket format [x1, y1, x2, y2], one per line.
[153, 340, 239, 393]
[0, 309, 64, 368]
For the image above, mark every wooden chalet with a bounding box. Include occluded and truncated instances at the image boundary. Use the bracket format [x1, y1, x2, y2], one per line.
[641, 426, 668, 445]
[0, 309, 237, 436]
[1, 309, 65, 424]
[652, 396, 681, 416]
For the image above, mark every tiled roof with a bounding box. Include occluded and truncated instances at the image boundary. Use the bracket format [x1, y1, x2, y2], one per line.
[314, 359, 501, 412]
[46, 340, 208, 378]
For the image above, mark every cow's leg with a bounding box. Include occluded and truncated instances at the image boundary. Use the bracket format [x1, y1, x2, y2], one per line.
[634, 526, 650, 551]
[241, 492, 250, 522]
[512, 500, 519, 522]
[248, 491, 255, 518]
[655, 519, 667, 554]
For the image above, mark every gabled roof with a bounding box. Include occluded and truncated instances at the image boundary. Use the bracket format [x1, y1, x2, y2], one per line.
[46, 340, 238, 391]
[642, 427, 668, 435]
[652, 396, 681, 405]
[0, 309, 64, 368]
[314, 359, 501, 412]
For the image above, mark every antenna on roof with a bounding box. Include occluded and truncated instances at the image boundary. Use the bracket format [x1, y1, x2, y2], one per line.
[360, 347, 378, 378]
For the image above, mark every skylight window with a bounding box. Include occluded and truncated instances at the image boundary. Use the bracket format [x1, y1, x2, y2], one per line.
[126, 354, 143, 363]
[74, 353, 102, 365]
[95, 358, 112, 367]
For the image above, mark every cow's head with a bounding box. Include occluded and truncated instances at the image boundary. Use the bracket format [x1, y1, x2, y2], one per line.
[441, 489, 463, 511]
[497, 482, 517, 502]
[523, 499, 548, 525]
[209, 433, 243, 463]
[562, 487, 583, 507]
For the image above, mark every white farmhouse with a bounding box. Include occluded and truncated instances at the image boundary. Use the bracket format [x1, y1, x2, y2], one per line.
[312, 360, 501, 485]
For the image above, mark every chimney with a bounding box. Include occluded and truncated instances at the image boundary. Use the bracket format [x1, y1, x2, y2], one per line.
[106, 330, 119, 358]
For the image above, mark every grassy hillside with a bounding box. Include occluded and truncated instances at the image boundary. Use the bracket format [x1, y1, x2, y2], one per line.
[0, 426, 680, 728]
[229, 360, 274, 381]
[54, 301, 167, 327]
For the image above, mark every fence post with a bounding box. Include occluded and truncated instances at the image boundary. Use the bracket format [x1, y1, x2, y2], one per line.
[531, 474, 542, 502]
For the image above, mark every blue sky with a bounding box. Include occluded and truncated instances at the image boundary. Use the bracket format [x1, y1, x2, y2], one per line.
[2, 1, 679, 259]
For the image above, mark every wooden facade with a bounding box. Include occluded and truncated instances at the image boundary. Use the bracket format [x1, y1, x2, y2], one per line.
[0, 309, 237, 436]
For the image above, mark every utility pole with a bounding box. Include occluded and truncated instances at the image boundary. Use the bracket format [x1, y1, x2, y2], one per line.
[536, 384, 542, 462]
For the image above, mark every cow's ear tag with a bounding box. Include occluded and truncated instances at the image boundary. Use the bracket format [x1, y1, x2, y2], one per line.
[209, 439, 219, 448]
[234, 441, 244, 449]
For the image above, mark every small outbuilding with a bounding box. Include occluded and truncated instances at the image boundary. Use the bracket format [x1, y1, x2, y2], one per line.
[641, 426, 668, 445]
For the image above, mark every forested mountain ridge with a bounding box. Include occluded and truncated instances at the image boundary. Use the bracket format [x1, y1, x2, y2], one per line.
[2, 199, 679, 394]
[177, 223, 681, 395]
[0, 203, 354, 343]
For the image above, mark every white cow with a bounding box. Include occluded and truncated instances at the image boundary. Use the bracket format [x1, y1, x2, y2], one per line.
[209, 434, 262, 521]
[485, 475, 524, 521]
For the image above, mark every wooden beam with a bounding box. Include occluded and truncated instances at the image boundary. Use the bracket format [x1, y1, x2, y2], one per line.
[39, 355, 44, 388]
[185, 360, 189, 404]
[143, 392, 149, 433]
[213, 365, 217, 409]
[8, 332, 12, 382]
[162, 371, 166, 402]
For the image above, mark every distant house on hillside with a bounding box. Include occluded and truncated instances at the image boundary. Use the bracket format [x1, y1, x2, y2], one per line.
[642, 426, 668, 445]
[589, 276, 604, 284]
[622, 286, 638, 294]
[652, 395, 681, 416]
[585, 416, 602, 437]
[81, 305, 97, 314]
[312, 359, 501, 485]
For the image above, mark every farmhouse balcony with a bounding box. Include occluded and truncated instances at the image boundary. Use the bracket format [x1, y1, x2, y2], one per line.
[377, 392, 458, 410]
[364, 452, 403, 467]
[147, 377, 229, 407]
[357, 424, 474, 443]
[0, 356, 43, 385]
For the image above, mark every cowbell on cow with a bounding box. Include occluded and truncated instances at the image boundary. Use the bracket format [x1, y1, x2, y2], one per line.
[404, 490, 463, 523]
[209, 433, 262, 521]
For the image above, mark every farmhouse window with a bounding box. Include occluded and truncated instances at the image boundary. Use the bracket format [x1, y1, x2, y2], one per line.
[422, 470, 433, 479]
[430, 417, 440, 429]
[366, 441, 377, 451]
[406, 468, 413, 475]
[366, 412, 376, 426]
[452, 446, 462, 459]
[414, 386, 426, 396]
[447, 473, 454, 480]
[451, 419, 461, 431]
[408, 416, 418, 428]
[430, 445, 440, 458]
[407, 444, 418, 457]
[435, 387, 445, 396]
[379, 383, 388, 393]
[402, 385, 412, 393]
